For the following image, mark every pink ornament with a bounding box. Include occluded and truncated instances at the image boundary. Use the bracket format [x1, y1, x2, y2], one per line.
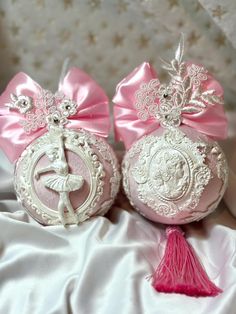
[0, 68, 120, 226]
[113, 36, 228, 297]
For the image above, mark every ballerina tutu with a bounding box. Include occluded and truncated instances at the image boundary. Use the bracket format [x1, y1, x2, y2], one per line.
[43, 174, 84, 192]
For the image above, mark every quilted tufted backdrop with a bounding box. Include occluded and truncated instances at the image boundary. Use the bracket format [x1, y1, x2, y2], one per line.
[0, 0, 235, 110]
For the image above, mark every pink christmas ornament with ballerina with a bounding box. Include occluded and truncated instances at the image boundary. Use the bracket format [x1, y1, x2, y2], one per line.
[0, 67, 120, 226]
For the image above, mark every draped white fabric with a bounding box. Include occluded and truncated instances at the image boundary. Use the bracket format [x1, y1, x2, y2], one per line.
[0, 135, 236, 313]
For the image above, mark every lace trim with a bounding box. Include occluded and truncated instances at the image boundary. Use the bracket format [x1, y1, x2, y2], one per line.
[134, 38, 224, 128]
[7, 88, 78, 134]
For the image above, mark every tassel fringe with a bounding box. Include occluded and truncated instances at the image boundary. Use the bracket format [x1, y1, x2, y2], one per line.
[152, 226, 222, 297]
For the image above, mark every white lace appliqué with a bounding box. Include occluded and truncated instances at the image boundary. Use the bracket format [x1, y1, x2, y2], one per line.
[135, 79, 160, 121]
[6, 93, 33, 114]
[134, 38, 224, 128]
[6, 88, 78, 134]
[130, 128, 211, 216]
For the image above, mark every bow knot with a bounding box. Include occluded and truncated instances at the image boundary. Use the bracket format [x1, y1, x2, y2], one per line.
[0, 67, 109, 163]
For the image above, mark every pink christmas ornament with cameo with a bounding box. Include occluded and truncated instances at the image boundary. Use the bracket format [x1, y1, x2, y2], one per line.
[113, 37, 228, 297]
[0, 67, 120, 226]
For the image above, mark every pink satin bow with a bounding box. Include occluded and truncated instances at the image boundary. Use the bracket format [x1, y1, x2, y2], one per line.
[113, 62, 227, 149]
[0, 67, 109, 163]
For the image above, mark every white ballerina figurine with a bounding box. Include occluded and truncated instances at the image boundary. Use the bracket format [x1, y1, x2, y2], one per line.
[35, 128, 84, 226]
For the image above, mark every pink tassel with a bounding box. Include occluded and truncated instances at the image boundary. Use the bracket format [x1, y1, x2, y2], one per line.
[152, 226, 222, 297]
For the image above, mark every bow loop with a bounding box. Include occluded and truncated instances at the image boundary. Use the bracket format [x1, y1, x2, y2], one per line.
[113, 62, 160, 149]
[0, 68, 109, 163]
[59, 67, 110, 137]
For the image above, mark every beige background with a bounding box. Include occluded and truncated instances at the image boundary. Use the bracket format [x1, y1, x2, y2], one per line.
[0, 0, 235, 110]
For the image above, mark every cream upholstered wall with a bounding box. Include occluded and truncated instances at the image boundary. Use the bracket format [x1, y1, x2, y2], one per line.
[0, 0, 235, 110]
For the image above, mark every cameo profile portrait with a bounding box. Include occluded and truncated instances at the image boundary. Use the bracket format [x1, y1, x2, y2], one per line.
[131, 129, 211, 217]
[149, 150, 189, 200]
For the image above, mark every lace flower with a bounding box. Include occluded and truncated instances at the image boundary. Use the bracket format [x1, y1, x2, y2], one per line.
[187, 64, 208, 86]
[135, 79, 160, 120]
[7, 94, 33, 114]
[59, 99, 77, 117]
[20, 109, 47, 133]
[46, 110, 68, 128]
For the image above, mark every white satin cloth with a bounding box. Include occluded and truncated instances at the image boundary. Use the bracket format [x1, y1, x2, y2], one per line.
[0, 139, 236, 313]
